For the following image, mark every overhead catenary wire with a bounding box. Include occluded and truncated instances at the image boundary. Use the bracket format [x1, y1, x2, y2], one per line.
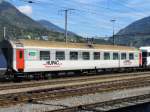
[6, 0, 150, 38]
[19, 0, 146, 18]
[13, 0, 144, 23]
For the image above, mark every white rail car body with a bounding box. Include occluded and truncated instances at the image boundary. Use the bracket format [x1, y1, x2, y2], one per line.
[140, 46, 150, 67]
[2, 39, 141, 73]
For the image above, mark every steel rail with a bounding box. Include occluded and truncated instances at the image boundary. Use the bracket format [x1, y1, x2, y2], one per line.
[0, 74, 150, 107]
[0, 71, 150, 91]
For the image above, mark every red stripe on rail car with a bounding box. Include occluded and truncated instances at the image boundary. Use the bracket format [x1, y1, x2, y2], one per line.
[139, 51, 142, 66]
[16, 49, 24, 72]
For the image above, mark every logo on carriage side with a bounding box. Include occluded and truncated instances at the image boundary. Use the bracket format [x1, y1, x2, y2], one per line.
[123, 60, 132, 65]
[43, 60, 62, 67]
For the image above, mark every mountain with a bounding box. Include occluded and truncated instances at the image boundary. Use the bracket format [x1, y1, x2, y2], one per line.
[38, 20, 85, 42]
[0, 1, 46, 30]
[0, 1, 52, 40]
[118, 16, 150, 35]
[38, 20, 64, 33]
[113, 16, 150, 47]
[38, 20, 78, 36]
[0, 1, 110, 44]
[0, 1, 84, 42]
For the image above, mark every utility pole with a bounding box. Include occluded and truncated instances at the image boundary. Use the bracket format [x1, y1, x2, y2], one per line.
[61, 8, 75, 43]
[3, 27, 6, 40]
[110, 19, 116, 45]
[26, 1, 74, 43]
[64, 9, 68, 43]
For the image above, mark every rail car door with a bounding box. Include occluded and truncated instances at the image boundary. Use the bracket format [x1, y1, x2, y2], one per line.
[16, 49, 24, 72]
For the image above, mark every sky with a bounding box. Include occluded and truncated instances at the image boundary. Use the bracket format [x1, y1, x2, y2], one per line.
[6, 0, 150, 38]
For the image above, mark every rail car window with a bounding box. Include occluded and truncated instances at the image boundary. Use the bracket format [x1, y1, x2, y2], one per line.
[121, 53, 126, 60]
[94, 52, 100, 60]
[82, 52, 90, 60]
[40, 51, 50, 60]
[129, 53, 134, 60]
[20, 51, 23, 59]
[56, 51, 65, 60]
[70, 52, 78, 60]
[104, 52, 110, 60]
[113, 53, 119, 60]
[142, 52, 147, 57]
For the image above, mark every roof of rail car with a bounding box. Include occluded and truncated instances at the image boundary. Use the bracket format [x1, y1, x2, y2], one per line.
[10, 39, 138, 51]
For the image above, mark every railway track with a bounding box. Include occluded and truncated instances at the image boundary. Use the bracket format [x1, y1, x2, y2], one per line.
[48, 94, 150, 112]
[0, 71, 150, 91]
[0, 72, 150, 107]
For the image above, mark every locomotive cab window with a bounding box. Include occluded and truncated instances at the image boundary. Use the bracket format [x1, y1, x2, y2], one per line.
[121, 53, 126, 60]
[93, 52, 100, 60]
[129, 53, 134, 60]
[82, 52, 90, 60]
[113, 53, 119, 60]
[56, 51, 65, 60]
[70, 52, 78, 60]
[40, 51, 50, 60]
[104, 52, 110, 60]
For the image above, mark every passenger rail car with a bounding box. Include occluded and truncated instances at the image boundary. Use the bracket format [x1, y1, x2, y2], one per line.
[1, 39, 142, 78]
[140, 46, 150, 67]
[0, 45, 7, 77]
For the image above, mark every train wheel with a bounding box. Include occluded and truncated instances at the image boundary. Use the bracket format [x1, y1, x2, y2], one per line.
[13, 74, 22, 82]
